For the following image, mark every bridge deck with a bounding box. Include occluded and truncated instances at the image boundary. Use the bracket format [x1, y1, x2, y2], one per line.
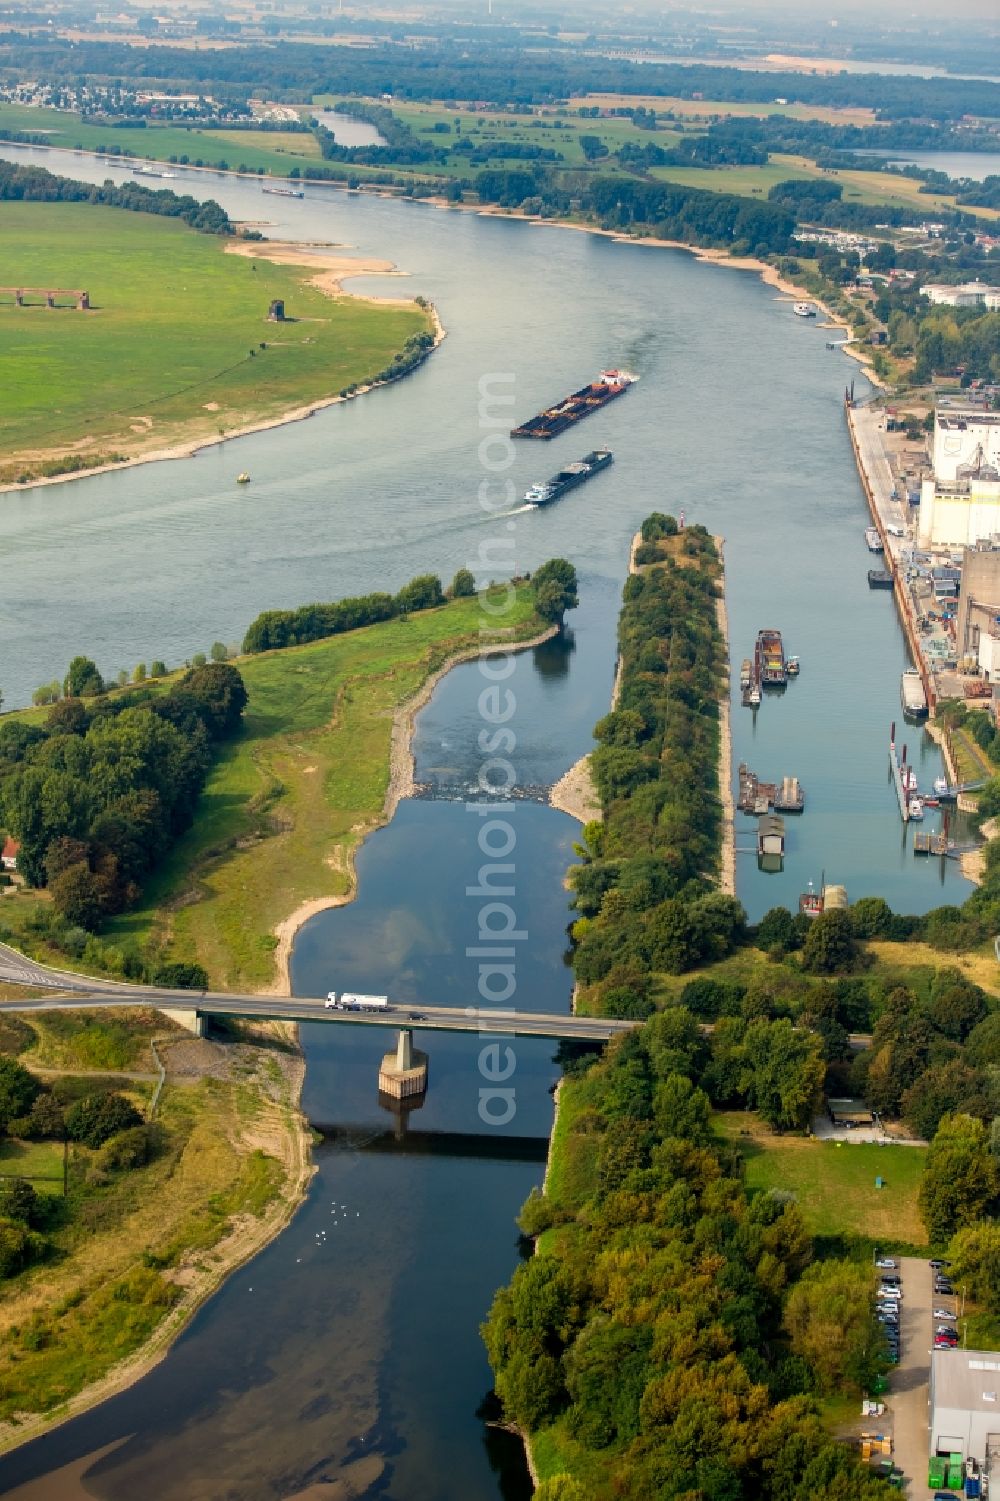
[0, 944, 634, 1043]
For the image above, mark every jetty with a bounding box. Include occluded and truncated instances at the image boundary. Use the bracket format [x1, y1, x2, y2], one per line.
[888, 722, 911, 824]
[913, 830, 950, 857]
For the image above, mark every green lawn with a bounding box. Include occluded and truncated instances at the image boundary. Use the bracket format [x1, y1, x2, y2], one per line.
[0, 1138, 64, 1192]
[717, 1112, 928, 1247]
[0, 201, 429, 480]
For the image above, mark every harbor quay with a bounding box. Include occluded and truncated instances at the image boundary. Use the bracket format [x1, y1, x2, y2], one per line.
[847, 393, 1000, 768]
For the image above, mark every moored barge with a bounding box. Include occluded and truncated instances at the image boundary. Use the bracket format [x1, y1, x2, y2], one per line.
[755, 628, 787, 687]
[511, 369, 638, 439]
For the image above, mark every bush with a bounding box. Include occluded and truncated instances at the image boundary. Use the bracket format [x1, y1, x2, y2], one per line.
[0, 1178, 41, 1227]
[99, 1124, 159, 1171]
[64, 1092, 143, 1149]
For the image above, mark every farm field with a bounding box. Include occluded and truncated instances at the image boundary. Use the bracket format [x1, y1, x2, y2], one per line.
[568, 91, 881, 125]
[0, 101, 323, 176]
[649, 151, 999, 218]
[0, 201, 429, 482]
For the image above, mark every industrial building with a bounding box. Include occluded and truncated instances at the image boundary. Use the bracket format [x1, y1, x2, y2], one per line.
[918, 409, 1000, 548]
[920, 281, 1000, 309]
[930, 1349, 1000, 1469]
[955, 544, 1000, 667]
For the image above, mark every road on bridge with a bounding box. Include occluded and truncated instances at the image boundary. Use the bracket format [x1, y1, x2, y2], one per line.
[0, 944, 636, 1044]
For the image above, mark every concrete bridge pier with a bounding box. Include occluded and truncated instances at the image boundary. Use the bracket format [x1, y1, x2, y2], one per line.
[159, 1006, 205, 1038]
[378, 1028, 427, 1100]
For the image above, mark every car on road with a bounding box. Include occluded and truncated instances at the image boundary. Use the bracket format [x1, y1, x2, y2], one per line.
[876, 1258, 897, 1269]
[407, 1013, 427, 1022]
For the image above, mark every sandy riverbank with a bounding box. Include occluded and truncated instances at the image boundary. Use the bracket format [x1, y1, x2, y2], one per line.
[263, 624, 559, 994]
[548, 531, 642, 825]
[0, 1029, 314, 1460]
[0, 242, 444, 497]
[714, 537, 737, 897]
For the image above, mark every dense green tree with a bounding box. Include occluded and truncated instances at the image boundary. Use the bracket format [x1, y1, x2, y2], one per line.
[757, 905, 797, 953]
[210, 642, 228, 662]
[919, 1114, 1000, 1242]
[64, 1092, 142, 1149]
[449, 567, 476, 598]
[949, 1222, 1000, 1311]
[532, 558, 579, 624]
[63, 655, 103, 698]
[801, 909, 857, 974]
[742, 1018, 825, 1132]
[849, 896, 893, 939]
[0, 1178, 41, 1227]
[785, 1261, 882, 1394]
[0, 1058, 40, 1133]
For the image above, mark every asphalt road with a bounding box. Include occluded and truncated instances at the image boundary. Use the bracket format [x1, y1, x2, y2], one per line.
[0, 944, 636, 1043]
[890, 1256, 933, 1496]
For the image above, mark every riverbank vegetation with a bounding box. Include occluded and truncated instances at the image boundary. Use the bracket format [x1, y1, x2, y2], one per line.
[0, 198, 433, 484]
[569, 517, 740, 1008]
[0, 578, 556, 991]
[0, 1006, 307, 1444]
[0, 661, 247, 976]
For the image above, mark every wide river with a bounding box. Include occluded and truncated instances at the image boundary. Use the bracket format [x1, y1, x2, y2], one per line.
[0, 145, 972, 1498]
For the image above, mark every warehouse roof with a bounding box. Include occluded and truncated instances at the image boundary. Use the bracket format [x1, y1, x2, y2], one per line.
[933, 1351, 1000, 1413]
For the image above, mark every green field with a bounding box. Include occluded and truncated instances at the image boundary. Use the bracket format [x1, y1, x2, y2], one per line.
[86, 587, 544, 989]
[0, 201, 429, 481]
[383, 99, 684, 175]
[649, 151, 999, 219]
[717, 1113, 928, 1247]
[0, 101, 325, 177]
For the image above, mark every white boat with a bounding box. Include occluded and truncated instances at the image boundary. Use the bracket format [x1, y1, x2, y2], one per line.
[865, 527, 884, 552]
[162, 170, 177, 179]
[904, 767, 918, 793]
[909, 796, 925, 820]
[933, 775, 949, 796]
[793, 302, 816, 318]
[786, 656, 800, 676]
[523, 481, 555, 507]
[749, 685, 761, 707]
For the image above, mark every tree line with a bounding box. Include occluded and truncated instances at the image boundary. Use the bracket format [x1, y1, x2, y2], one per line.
[0, 159, 232, 234]
[4, 34, 996, 119]
[242, 559, 577, 654]
[569, 517, 744, 1010]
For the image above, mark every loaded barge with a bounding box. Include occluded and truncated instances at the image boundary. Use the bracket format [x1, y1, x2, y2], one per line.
[511, 370, 638, 440]
[524, 449, 612, 507]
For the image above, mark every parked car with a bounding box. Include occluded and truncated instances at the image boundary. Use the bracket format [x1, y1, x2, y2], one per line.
[930, 1260, 951, 1270]
[932, 1308, 954, 1319]
[876, 1258, 898, 1270]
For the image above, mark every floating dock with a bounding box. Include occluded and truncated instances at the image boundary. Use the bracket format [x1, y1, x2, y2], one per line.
[738, 765, 804, 814]
[511, 369, 637, 440]
[868, 569, 894, 590]
[913, 831, 950, 856]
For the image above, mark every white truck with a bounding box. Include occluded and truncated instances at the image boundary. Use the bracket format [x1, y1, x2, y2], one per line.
[325, 992, 391, 1012]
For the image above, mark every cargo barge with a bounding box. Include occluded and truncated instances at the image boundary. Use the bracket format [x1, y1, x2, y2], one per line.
[901, 670, 928, 720]
[755, 628, 787, 688]
[263, 187, 305, 199]
[511, 370, 638, 440]
[523, 449, 612, 507]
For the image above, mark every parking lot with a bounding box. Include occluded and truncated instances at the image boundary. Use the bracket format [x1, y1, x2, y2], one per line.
[878, 1256, 960, 1495]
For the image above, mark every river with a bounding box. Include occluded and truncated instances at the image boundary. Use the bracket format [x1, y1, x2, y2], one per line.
[0, 142, 973, 1497]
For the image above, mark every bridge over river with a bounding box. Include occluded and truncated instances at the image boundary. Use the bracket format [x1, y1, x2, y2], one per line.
[0, 943, 637, 1095]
